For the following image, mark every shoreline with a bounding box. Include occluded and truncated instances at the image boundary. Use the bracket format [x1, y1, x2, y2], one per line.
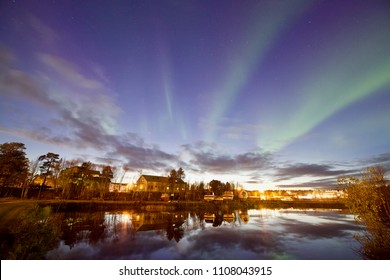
[0, 197, 347, 212]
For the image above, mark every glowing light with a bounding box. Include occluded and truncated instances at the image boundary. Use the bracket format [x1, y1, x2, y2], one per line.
[257, 11, 390, 152]
[205, 0, 313, 141]
[160, 54, 174, 121]
[156, 32, 188, 142]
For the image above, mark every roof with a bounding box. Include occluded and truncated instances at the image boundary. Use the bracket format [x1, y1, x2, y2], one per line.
[140, 175, 169, 183]
[139, 175, 185, 184]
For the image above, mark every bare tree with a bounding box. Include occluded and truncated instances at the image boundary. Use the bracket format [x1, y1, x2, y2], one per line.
[22, 157, 40, 198]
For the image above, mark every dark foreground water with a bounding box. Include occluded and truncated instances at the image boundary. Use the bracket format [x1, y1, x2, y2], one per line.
[1, 206, 364, 259]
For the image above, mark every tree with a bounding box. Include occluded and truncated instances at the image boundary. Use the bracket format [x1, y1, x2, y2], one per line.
[338, 166, 390, 259]
[99, 165, 113, 198]
[225, 182, 232, 191]
[167, 168, 187, 197]
[209, 179, 224, 196]
[58, 159, 81, 199]
[51, 158, 63, 189]
[177, 167, 185, 180]
[168, 169, 178, 192]
[0, 142, 29, 190]
[38, 153, 60, 187]
[37, 152, 60, 198]
[77, 161, 97, 199]
[22, 157, 40, 198]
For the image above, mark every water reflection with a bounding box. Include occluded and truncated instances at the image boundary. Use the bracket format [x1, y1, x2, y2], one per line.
[1, 206, 364, 260]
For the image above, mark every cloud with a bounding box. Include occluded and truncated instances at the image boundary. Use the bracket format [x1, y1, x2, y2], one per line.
[36, 53, 121, 136]
[28, 14, 60, 46]
[0, 68, 55, 107]
[1, 46, 119, 137]
[0, 47, 177, 172]
[105, 133, 177, 172]
[39, 54, 105, 90]
[360, 153, 390, 171]
[268, 162, 360, 188]
[275, 163, 351, 179]
[0, 126, 74, 151]
[273, 155, 390, 186]
[181, 142, 272, 173]
[1, 112, 177, 173]
[0, 47, 56, 107]
[275, 179, 339, 189]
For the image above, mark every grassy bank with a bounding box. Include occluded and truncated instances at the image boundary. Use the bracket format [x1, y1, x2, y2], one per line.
[0, 198, 37, 231]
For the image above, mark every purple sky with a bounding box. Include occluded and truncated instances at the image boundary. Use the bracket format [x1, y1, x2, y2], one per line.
[1, 0, 389, 189]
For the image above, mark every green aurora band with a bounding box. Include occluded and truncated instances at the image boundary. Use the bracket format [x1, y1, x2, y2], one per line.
[205, 0, 313, 142]
[257, 10, 390, 152]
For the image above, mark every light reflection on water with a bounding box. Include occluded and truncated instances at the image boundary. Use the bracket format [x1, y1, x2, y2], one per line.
[43, 208, 363, 260]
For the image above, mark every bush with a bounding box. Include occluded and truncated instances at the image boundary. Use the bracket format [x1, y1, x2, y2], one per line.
[338, 166, 390, 259]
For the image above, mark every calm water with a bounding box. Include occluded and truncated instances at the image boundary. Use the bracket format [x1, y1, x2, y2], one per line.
[28, 207, 363, 260]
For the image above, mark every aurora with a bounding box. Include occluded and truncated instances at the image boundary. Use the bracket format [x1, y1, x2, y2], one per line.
[0, 0, 389, 189]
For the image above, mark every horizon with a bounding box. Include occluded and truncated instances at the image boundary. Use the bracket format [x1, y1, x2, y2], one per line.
[1, 0, 389, 191]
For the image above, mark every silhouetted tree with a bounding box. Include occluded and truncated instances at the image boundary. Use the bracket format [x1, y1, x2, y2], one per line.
[99, 165, 113, 198]
[77, 162, 98, 199]
[168, 168, 186, 194]
[0, 142, 29, 190]
[38, 152, 60, 198]
[225, 182, 232, 191]
[177, 167, 185, 180]
[209, 179, 224, 196]
[168, 169, 177, 192]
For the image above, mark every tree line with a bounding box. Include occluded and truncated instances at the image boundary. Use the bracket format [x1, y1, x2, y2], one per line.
[0, 142, 113, 199]
[0, 141, 241, 200]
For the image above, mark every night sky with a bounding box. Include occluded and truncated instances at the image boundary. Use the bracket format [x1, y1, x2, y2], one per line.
[1, 0, 389, 189]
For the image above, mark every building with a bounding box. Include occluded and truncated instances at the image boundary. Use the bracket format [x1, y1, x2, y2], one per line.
[135, 175, 186, 193]
[33, 175, 56, 188]
[109, 182, 129, 192]
[60, 166, 101, 179]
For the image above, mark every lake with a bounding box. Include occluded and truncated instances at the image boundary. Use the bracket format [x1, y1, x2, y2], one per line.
[1, 205, 364, 260]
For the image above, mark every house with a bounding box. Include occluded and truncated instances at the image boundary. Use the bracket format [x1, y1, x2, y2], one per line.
[109, 182, 128, 192]
[60, 166, 101, 178]
[136, 175, 186, 193]
[33, 175, 56, 188]
[222, 191, 234, 200]
[203, 191, 215, 201]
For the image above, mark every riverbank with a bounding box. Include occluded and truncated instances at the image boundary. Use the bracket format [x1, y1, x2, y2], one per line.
[0, 197, 347, 213]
